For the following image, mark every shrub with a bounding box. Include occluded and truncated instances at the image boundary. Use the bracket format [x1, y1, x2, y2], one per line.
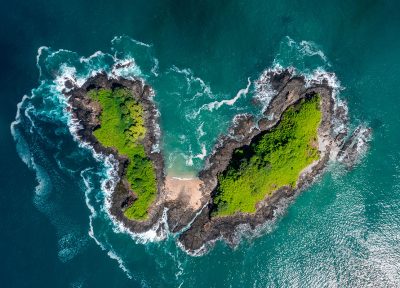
[88, 88, 157, 220]
[213, 95, 322, 216]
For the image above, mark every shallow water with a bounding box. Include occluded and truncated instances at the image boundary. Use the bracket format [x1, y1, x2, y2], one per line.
[2, 0, 400, 287]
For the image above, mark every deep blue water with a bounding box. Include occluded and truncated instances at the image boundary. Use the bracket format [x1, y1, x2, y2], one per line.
[2, 1, 400, 287]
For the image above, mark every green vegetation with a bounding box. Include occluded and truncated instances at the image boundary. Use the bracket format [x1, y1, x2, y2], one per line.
[213, 95, 322, 216]
[88, 88, 157, 220]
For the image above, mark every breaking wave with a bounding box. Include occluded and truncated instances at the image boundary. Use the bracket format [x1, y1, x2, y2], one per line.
[10, 34, 371, 282]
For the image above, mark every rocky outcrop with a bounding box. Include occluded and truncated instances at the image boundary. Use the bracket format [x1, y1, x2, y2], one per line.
[64, 73, 166, 233]
[64, 73, 211, 236]
[63, 69, 371, 255]
[178, 69, 371, 254]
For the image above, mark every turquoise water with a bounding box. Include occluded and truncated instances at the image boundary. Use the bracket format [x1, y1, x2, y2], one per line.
[2, 0, 400, 287]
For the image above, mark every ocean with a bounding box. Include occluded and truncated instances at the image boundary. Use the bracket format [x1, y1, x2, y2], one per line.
[2, 0, 400, 287]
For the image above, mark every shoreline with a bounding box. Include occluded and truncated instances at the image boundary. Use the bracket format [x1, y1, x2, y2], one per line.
[178, 69, 371, 253]
[64, 73, 167, 234]
[62, 68, 371, 254]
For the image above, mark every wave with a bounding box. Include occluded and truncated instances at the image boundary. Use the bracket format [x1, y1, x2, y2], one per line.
[295, 38, 329, 64]
[113, 207, 170, 244]
[36, 46, 50, 80]
[196, 122, 206, 139]
[253, 64, 289, 112]
[191, 77, 251, 118]
[12, 34, 371, 265]
[169, 66, 214, 102]
[274, 36, 330, 70]
[107, 250, 133, 280]
[111, 58, 143, 80]
[111, 35, 159, 80]
[183, 143, 207, 167]
[81, 165, 136, 280]
[11, 40, 171, 278]
[12, 110, 88, 263]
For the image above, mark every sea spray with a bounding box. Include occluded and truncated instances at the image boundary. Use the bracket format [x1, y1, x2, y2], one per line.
[12, 35, 372, 263]
[11, 42, 173, 279]
[191, 77, 252, 118]
[51, 52, 171, 245]
[12, 97, 89, 263]
[80, 168, 134, 280]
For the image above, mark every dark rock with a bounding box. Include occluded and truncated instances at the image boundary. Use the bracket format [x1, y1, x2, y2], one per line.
[178, 69, 364, 254]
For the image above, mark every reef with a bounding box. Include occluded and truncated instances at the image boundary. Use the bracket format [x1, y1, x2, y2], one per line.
[63, 69, 371, 255]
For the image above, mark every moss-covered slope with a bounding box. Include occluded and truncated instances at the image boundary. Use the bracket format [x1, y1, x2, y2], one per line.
[88, 88, 157, 220]
[212, 95, 321, 216]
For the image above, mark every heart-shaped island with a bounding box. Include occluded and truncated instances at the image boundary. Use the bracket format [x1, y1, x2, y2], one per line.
[63, 68, 370, 254]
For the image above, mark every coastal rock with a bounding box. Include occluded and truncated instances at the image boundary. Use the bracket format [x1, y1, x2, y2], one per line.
[63, 69, 370, 255]
[178, 69, 370, 253]
[65, 73, 167, 233]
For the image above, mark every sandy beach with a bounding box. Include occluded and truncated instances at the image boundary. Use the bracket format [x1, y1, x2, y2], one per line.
[164, 176, 204, 210]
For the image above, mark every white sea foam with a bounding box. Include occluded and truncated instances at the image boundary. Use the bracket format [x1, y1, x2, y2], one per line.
[335, 125, 371, 163]
[197, 122, 206, 138]
[182, 143, 207, 167]
[254, 64, 342, 116]
[332, 97, 349, 137]
[107, 250, 133, 279]
[79, 50, 106, 63]
[112, 207, 170, 244]
[26, 46, 169, 269]
[176, 201, 209, 237]
[58, 233, 88, 263]
[281, 36, 330, 66]
[14, 35, 373, 259]
[149, 97, 162, 153]
[151, 58, 159, 77]
[53, 65, 85, 93]
[24, 104, 36, 133]
[253, 64, 289, 112]
[170, 66, 213, 101]
[254, 36, 332, 113]
[36, 46, 49, 79]
[184, 154, 194, 167]
[304, 67, 341, 91]
[298, 40, 329, 64]
[176, 234, 224, 257]
[11, 95, 38, 168]
[111, 58, 143, 79]
[204, 77, 250, 110]
[170, 176, 193, 181]
[112, 35, 151, 48]
[196, 143, 207, 160]
[12, 113, 88, 263]
[80, 168, 134, 279]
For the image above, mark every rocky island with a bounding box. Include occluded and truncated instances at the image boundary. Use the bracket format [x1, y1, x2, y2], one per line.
[63, 68, 370, 255]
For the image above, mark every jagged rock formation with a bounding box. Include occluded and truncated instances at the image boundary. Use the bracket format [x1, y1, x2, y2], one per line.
[64, 69, 371, 254]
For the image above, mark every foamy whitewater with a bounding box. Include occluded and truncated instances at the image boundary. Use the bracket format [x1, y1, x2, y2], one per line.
[11, 35, 369, 279]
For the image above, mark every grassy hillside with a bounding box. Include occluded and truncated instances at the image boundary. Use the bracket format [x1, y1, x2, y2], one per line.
[213, 95, 322, 216]
[88, 88, 157, 220]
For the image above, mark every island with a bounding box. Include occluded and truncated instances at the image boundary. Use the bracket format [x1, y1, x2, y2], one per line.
[63, 68, 371, 255]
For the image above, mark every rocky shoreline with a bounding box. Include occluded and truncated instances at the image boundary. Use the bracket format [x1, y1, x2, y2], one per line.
[178, 69, 371, 253]
[63, 69, 371, 254]
[64, 73, 209, 237]
[64, 73, 166, 233]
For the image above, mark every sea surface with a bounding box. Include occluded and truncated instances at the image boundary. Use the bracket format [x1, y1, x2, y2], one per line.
[2, 0, 400, 287]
